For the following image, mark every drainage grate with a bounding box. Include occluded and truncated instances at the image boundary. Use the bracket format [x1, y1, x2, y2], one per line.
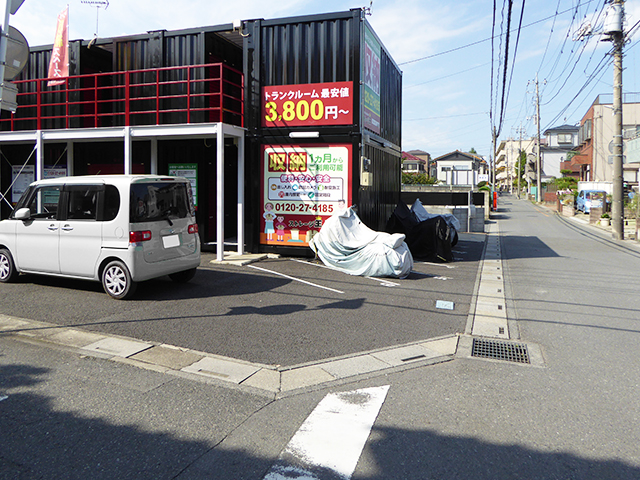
[471, 338, 530, 364]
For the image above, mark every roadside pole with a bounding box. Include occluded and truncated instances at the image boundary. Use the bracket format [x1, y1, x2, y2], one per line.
[535, 73, 542, 203]
[0, 0, 25, 112]
[611, 0, 624, 240]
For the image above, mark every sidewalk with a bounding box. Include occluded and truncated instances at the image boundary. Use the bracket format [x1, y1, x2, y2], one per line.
[537, 200, 640, 247]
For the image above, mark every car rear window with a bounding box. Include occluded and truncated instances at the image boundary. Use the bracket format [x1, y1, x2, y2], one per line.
[130, 182, 192, 223]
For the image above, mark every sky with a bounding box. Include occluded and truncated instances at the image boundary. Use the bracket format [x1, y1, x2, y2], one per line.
[7, 0, 640, 160]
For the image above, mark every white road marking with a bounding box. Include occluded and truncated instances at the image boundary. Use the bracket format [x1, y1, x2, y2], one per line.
[291, 258, 401, 287]
[263, 385, 390, 480]
[0, 395, 8, 402]
[411, 271, 451, 281]
[290, 258, 332, 270]
[248, 265, 344, 294]
[365, 277, 400, 287]
[420, 262, 456, 269]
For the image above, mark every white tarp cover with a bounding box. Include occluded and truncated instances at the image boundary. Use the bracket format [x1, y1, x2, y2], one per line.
[309, 207, 413, 278]
[411, 198, 461, 232]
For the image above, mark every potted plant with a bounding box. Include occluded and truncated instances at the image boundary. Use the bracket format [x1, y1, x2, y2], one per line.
[600, 212, 610, 226]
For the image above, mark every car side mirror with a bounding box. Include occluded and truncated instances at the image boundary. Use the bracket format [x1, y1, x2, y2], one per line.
[14, 207, 31, 220]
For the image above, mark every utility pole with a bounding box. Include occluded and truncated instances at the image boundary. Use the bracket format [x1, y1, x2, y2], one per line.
[517, 122, 524, 199]
[609, 0, 624, 240]
[535, 73, 542, 203]
[492, 126, 497, 195]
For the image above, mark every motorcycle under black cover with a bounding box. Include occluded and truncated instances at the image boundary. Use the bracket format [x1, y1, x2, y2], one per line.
[386, 202, 453, 262]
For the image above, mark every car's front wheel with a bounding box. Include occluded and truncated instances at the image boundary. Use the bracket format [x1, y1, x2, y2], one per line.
[102, 260, 137, 299]
[0, 248, 19, 283]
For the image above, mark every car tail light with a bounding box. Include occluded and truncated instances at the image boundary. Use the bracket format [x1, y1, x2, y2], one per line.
[130, 230, 152, 243]
[188, 224, 198, 234]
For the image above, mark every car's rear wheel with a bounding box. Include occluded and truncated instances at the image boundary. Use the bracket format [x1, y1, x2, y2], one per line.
[169, 267, 197, 283]
[102, 260, 137, 299]
[0, 248, 19, 283]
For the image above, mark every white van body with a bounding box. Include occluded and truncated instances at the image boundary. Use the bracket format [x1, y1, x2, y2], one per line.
[0, 175, 201, 299]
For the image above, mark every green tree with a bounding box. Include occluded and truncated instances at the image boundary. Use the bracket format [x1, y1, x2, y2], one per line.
[511, 150, 526, 189]
[553, 174, 577, 191]
[469, 147, 478, 155]
[402, 172, 437, 185]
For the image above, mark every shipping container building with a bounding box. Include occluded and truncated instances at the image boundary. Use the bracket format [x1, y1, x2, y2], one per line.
[0, 8, 402, 258]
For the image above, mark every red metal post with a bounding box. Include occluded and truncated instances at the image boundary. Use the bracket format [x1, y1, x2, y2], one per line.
[125, 71, 131, 126]
[66, 80, 69, 128]
[186, 66, 191, 124]
[36, 80, 42, 130]
[94, 76, 99, 127]
[155, 70, 160, 124]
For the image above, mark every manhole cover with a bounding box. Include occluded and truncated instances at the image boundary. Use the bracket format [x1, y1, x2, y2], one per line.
[471, 338, 530, 364]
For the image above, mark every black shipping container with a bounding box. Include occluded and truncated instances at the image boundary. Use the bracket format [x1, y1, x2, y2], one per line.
[243, 9, 402, 255]
[0, 9, 402, 256]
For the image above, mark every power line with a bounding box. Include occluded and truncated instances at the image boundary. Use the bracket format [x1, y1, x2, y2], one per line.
[542, 49, 612, 130]
[397, 0, 597, 66]
[404, 112, 488, 121]
[403, 62, 492, 89]
[502, 0, 526, 137]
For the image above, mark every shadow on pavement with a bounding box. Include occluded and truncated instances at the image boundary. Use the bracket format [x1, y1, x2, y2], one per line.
[0, 268, 292, 302]
[3, 362, 639, 480]
[501, 235, 561, 259]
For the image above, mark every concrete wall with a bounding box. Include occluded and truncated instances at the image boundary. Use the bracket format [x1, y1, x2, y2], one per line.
[400, 185, 487, 232]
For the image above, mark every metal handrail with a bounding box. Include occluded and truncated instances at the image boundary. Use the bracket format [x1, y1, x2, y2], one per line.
[0, 62, 244, 131]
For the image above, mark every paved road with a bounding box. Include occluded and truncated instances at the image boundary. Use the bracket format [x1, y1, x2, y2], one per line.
[2, 195, 640, 479]
[0, 235, 484, 367]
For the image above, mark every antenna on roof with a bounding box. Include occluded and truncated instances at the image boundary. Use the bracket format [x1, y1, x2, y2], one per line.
[362, 1, 373, 16]
[81, 0, 109, 46]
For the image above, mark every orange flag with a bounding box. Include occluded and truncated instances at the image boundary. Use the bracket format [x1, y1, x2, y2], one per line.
[47, 6, 69, 86]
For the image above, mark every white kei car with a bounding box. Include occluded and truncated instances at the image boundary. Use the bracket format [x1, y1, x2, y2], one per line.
[0, 175, 201, 299]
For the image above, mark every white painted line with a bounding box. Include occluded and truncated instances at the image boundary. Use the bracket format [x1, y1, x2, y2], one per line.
[0, 395, 8, 402]
[365, 277, 400, 287]
[292, 259, 400, 287]
[410, 271, 451, 281]
[248, 265, 344, 294]
[264, 385, 390, 480]
[419, 262, 456, 269]
[290, 258, 332, 270]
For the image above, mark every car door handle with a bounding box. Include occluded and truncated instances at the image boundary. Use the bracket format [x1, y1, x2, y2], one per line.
[61, 224, 74, 231]
[48, 224, 58, 231]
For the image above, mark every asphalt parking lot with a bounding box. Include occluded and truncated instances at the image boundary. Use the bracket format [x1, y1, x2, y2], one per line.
[0, 233, 486, 367]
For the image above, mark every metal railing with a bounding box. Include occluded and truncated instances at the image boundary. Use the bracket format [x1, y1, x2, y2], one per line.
[0, 63, 244, 131]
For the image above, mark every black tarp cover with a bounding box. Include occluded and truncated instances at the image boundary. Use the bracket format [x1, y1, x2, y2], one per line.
[385, 202, 453, 262]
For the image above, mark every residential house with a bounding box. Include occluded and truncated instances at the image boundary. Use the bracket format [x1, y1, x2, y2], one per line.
[406, 149, 433, 177]
[495, 136, 536, 190]
[402, 151, 426, 173]
[433, 150, 487, 186]
[541, 124, 579, 180]
[565, 94, 640, 186]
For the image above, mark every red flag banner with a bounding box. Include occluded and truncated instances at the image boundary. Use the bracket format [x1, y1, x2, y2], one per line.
[47, 6, 69, 86]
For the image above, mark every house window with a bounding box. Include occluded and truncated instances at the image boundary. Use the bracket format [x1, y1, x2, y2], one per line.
[557, 133, 573, 144]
